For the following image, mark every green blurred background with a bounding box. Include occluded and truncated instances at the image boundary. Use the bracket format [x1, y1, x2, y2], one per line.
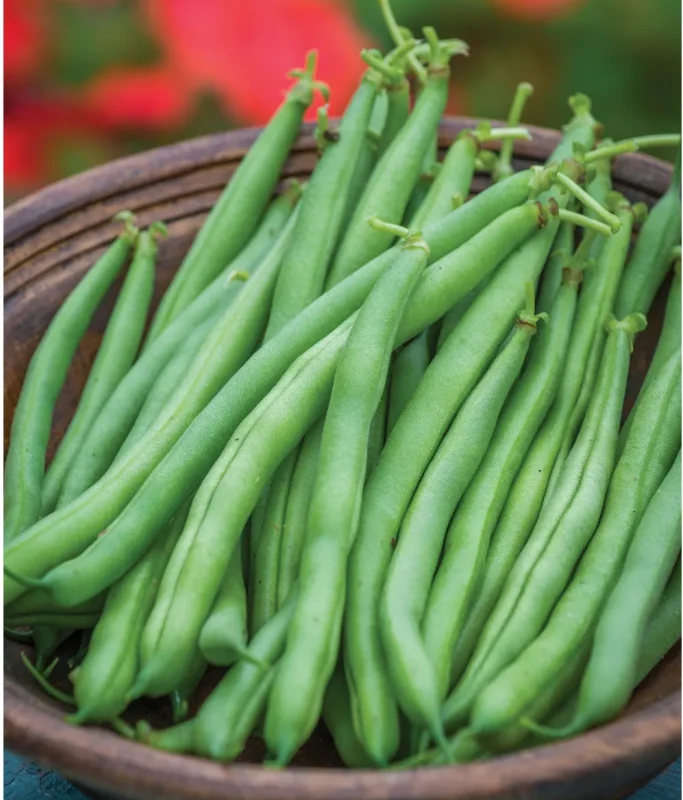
[5, 0, 681, 204]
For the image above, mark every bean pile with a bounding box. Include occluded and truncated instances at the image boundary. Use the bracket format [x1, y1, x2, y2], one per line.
[5, 0, 682, 770]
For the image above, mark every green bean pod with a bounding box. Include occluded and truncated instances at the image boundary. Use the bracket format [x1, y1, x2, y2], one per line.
[615, 152, 681, 318]
[380, 293, 544, 742]
[386, 332, 430, 434]
[574, 452, 681, 734]
[251, 454, 297, 633]
[619, 253, 681, 450]
[276, 422, 323, 609]
[447, 313, 647, 736]
[54, 266, 249, 508]
[3, 168, 548, 607]
[403, 137, 439, 228]
[41, 226, 162, 515]
[325, 43, 452, 288]
[459, 348, 680, 736]
[448, 268, 580, 688]
[265, 65, 387, 338]
[5, 589, 104, 620]
[146, 53, 323, 339]
[367, 386, 389, 474]
[265, 229, 431, 766]
[344, 212, 559, 765]
[323, 662, 374, 768]
[435, 287, 480, 353]
[68, 503, 190, 723]
[193, 591, 297, 761]
[527, 453, 681, 739]
[446, 210, 628, 647]
[558, 197, 645, 462]
[132, 321, 352, 698]
[116, 312, 222, 461]
[199, 541, 250, 666]
[5, 613, 100, 629]
[4, 213, 138, 542]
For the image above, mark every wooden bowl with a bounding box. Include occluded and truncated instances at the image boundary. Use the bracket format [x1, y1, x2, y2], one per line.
[4, 118, 680, 800]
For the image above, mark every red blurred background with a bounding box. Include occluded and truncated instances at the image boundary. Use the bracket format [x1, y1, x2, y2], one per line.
[5, 0, 681, 203]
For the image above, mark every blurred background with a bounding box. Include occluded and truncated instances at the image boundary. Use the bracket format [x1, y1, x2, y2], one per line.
[5, 0, 681, 203]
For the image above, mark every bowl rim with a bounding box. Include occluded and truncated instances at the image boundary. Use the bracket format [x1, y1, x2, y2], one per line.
[5, 676, 681, 800]
[4, 117, 679, 799]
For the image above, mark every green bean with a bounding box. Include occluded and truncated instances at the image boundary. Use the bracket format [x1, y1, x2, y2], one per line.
[199, 541, 250, 666]
[197, 593, 296, 761]
[115, 311, 223, 461]
[459, 348, 680, 736]
[403, 136, 439, 228]
[170, 651, 206, 723]
[5, 589, 104, 620]
[435, 287, 479, 353]
[615, 152, 681, 318]
[558, 198, 647, 462]
[343, 204, 569, 765]
[5, 612, 99, 629]
[251, 455, 297, 633]
[526, 452, 681, 739]
[146, 53, 324, 339]
[448, 268, 580, 688]
[380, 287, 545, 743]
[376, 52, 411, 156]
[54, 266, 250, 509]
[265, 59, 391, 338]
[3, 168, 550, 607]
[138, 719, 196, 754]
[276, 422, 323, 609]
[41, 225, 163, 514]
[386, 332, 430, 434]
[548, 93, 598, 164]
[619, 251, 681, 450]
[67, 503, 190, 724]
[325, 34, 453, 288]
[446, 313, 647, 735]
[583, 145, 613, 263]
[337, 95, 385, 236]
[323, 661, 374, 768]
[4, 213, 138, 542]
[130, 321, 352, 698]
[635, 557, 682, 682]
[447, 209, 631, 652]
[265, 224, 431, 766]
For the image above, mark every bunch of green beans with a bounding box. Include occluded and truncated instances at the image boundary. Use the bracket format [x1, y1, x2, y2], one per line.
[5, 0, 680, 773]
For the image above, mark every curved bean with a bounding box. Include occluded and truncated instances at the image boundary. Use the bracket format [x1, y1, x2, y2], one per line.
[446, 313, 647, 735]
[131, 321, 352, 698]
[323, 661, 374, 768]
[199, 541, 250, 666]
[251, 455, 297, 633]
[459, 348, 680, 736]
[265, 225, 431, 766]
[525, 452, 681, 738]
[380, 288, 544, 742]
[4, 213, 138, 541]
[41, 226, 162, 514]
[276, 422, 323, 609]
[67, 503, 190, 724]
[146, 53, 324, 339]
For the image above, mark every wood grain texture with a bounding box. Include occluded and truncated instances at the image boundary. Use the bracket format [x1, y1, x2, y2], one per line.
[4, 118, 680, 800]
